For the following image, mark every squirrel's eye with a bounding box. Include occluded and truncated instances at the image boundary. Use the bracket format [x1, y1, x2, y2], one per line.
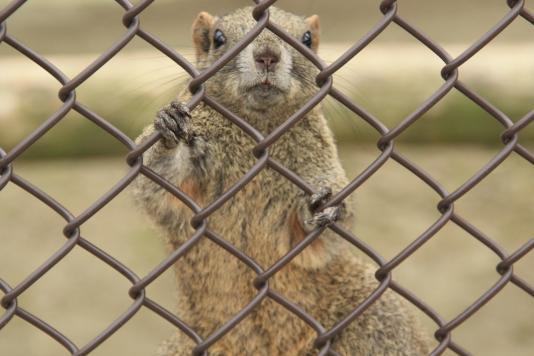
[213, 29, 226, 49]
[302, 31, 312, 48]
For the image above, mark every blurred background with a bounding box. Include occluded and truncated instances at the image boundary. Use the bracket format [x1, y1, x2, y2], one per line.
[0, 0, 532, 355]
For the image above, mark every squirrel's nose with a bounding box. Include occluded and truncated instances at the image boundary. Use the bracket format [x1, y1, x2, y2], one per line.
[255, 49, 279, 72]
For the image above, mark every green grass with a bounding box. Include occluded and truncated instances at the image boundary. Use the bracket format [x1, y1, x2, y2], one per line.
[1, 43, 533, 160]
[0, 146, 532, 356]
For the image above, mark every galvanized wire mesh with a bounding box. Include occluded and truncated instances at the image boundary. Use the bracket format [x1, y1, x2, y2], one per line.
[0, 0, 533, 355]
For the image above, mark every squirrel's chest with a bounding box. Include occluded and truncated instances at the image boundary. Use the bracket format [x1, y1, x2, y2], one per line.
[198, 139, 307, 199]
[212, 167, 297, 215]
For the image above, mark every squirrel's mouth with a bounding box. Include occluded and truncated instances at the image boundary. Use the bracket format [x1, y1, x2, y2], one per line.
[240, 74, 289, 108]
[247, 77, 285, 94]
[249, 82, 283, 97]
[241, 81, 286, 110]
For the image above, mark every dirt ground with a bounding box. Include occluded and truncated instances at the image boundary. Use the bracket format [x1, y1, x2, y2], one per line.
[0, 144, 532, 356]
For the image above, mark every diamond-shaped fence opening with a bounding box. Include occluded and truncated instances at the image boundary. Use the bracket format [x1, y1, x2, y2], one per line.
[1, 0, 533, 355]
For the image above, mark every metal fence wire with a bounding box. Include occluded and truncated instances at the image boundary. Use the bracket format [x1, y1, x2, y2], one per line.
[0, 0, 533, 355]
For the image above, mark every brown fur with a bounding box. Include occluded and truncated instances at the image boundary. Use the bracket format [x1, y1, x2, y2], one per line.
[132, 6, 431, 356]
[289, 209, 325, 255]
[305, 15, 320, 52]
[179, 178, 203, 204]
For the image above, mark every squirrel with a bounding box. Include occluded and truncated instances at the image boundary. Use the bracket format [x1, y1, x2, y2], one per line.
[132, 6, 430, 356]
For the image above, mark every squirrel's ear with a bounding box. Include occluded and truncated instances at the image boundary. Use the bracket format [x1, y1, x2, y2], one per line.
[305, 15, 320, 52]
[192, 11, 215, 59]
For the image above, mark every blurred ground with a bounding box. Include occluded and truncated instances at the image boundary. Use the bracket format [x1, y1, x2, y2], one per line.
[0, 0, 532, 54]
[0, 145, 532, 356]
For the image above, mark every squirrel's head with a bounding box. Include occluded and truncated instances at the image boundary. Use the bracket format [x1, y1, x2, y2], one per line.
[191, 7, 320, 120]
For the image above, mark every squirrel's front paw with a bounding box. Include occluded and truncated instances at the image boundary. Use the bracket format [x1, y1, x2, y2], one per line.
[154, 101, 192, 148]
[306, 206, 340, 227]
[305, 187, 342, 228]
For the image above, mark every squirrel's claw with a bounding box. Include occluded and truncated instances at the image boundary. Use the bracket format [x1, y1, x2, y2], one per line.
[308, 186, 332, 212]
[306, 206, 340, 228]
[154, 101, 192, 148]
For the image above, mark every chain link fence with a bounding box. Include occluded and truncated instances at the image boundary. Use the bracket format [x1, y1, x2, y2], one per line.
[0, 0, 533, 355]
